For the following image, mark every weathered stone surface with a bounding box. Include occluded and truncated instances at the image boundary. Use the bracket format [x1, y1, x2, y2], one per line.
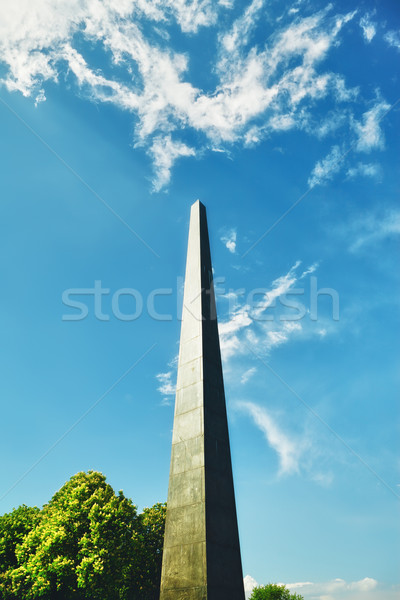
[159, 201, 245, 600]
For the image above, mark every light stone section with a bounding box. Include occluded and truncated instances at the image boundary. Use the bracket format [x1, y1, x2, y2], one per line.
[159, 201, 245, 600]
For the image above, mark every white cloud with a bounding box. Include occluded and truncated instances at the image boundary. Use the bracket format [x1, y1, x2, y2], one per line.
[286, 577, 380, 599]
[238, 401, 302, 475]
[0, 1, 364, 189]
[220, 0, 265, 55]
[156, 370, 176, 398]
[311, 470, 333, 486]
[218, 260, 323, 361]
[353, 100, 390, 153]
[308, 98, 390, 188]
[346, 162, 381, 180]
[219, 333, 241, 359]
[267, 321, 302, 348]
[308, 145, 343, 187]
[349, 209, 400, 252]
[218, 266, 292, 354]
[240, 367, 257, 384]
[309, 110, 349, 139]
[149, 136, 195, 191]
[244, 577, 400, 600]
[221, 228, 237, 253]
[244, 574, 258, 599]
[359, 14, 376, 43]
[384, 30, 400, 51]
[351, 578, 378, 591]
[219, 305, 252, 341]
[167, 0, 221, 33]
[300, 261, 319, 278]
[252, 261, 301, 317]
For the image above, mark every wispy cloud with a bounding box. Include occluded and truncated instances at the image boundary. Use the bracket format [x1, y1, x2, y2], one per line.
[353, 99, 390, 153]
[359, 14, 377, 43]
[308, 145, 343, 187]
[0, 1, 370, 189]
[156, 370, 175, 404]
[220, 0, 265, 55]
[240, 367, 257, 384]
[266, 322, 302, 348]
[237, 401, 302, 475]
[221, 228, 237, 253]
[307, 98, 390, 187]
[348, 209, 400, 252]
[149, 136, 195, 191]
[218, 263, 298, 357]
[308, 110, 350, 139]
[346, 162, 382, 180]
[236, 395, 343, 485]
[300, 262, 319, 278]
[218, 260, 328, 363]
[384, 30, 400, 51]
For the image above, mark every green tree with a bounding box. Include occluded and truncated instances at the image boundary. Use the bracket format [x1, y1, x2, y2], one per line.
[0, 505, 40, 599]
[0, 505, 40, 572]
[130, 503, 166, 600]
[0, 471, 166, 600]
[250, 583, 304, 600]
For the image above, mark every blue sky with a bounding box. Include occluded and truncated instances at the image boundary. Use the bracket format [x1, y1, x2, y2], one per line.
[0, 0, 399, 599]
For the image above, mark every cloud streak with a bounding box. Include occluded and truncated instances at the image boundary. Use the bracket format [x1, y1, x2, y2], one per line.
[238, 401, 301, 475]
[240, 367, 257, 384]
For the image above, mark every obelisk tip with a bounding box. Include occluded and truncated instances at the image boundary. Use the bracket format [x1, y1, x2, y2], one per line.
[191, 198, 205, 209]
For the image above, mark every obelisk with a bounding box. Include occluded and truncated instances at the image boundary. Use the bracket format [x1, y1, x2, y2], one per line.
[160, 200, 245, 600]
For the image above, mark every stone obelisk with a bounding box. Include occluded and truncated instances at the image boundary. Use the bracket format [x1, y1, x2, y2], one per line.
[160, 200, 245, 600]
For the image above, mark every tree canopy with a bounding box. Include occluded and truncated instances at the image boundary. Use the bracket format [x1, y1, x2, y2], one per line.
[0, 505, 40, 574]
[0, 471, 165, 600]
[250, 583, 304, 600]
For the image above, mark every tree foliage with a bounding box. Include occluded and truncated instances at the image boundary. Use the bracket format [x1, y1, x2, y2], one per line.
[0, 471, 165, 600]
[134, 503, 166, 600]
[250, 583, 304, 600]
[0, 505, 40, 573]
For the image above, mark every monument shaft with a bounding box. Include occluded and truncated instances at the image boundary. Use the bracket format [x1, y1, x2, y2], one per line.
[160, 201, 245, 600]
